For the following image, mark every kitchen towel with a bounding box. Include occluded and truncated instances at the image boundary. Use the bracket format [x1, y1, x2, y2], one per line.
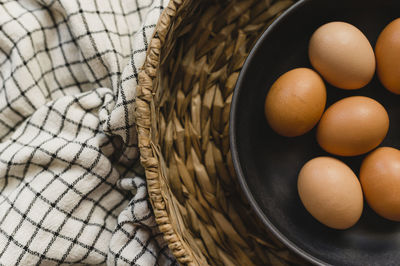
[0, 0, 176, 265]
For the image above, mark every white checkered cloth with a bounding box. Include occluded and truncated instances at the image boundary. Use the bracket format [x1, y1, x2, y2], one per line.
[0, 0, 176, 265]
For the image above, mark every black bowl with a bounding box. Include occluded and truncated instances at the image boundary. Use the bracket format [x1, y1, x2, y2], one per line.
[230, 0, 400, 265]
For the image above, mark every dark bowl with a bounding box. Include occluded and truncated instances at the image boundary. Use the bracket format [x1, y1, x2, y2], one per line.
[230, 0, 400, 265]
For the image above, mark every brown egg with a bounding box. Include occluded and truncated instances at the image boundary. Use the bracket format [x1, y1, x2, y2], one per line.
[309, 22, 375, 90]
[317, 96, 389, 156]
[360, 147, 400, 221]
[298, 157, 363, 229]
[375, 18, 400, 94]
[264, 68, 326, 137]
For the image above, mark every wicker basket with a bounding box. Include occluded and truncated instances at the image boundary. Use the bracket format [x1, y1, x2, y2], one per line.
[135, 0, 306, 265]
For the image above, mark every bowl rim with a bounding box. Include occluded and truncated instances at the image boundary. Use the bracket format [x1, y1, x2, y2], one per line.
[229, 0, 329, 265]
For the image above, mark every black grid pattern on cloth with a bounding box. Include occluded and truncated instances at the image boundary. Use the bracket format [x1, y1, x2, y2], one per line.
[109, 177, 178, 266]
[0, 0, 175, 265]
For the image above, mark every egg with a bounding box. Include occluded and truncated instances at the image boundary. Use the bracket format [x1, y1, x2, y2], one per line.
[264, 68, 326, 137]
[298, 157, 363, 229]
[317, 96, 389, 156]
[375, 18, 400, 94]
[360, 147, 400, 221]
[309, 22, 375, 90]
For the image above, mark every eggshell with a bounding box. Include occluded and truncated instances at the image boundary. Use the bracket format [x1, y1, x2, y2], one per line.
[317, 96, 389, 156]
[298, 157, 363, 229]
[309, 22, 375, 90]
[264, 68, 326, 137]
[375, 18, 400, 94]
[360, 147, 400, 221]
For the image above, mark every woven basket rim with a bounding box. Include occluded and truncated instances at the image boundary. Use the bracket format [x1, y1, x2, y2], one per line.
[135, 0, 199, 265]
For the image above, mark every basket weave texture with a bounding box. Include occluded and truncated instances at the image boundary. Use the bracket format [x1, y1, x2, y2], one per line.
[136, 0, 306, 265]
